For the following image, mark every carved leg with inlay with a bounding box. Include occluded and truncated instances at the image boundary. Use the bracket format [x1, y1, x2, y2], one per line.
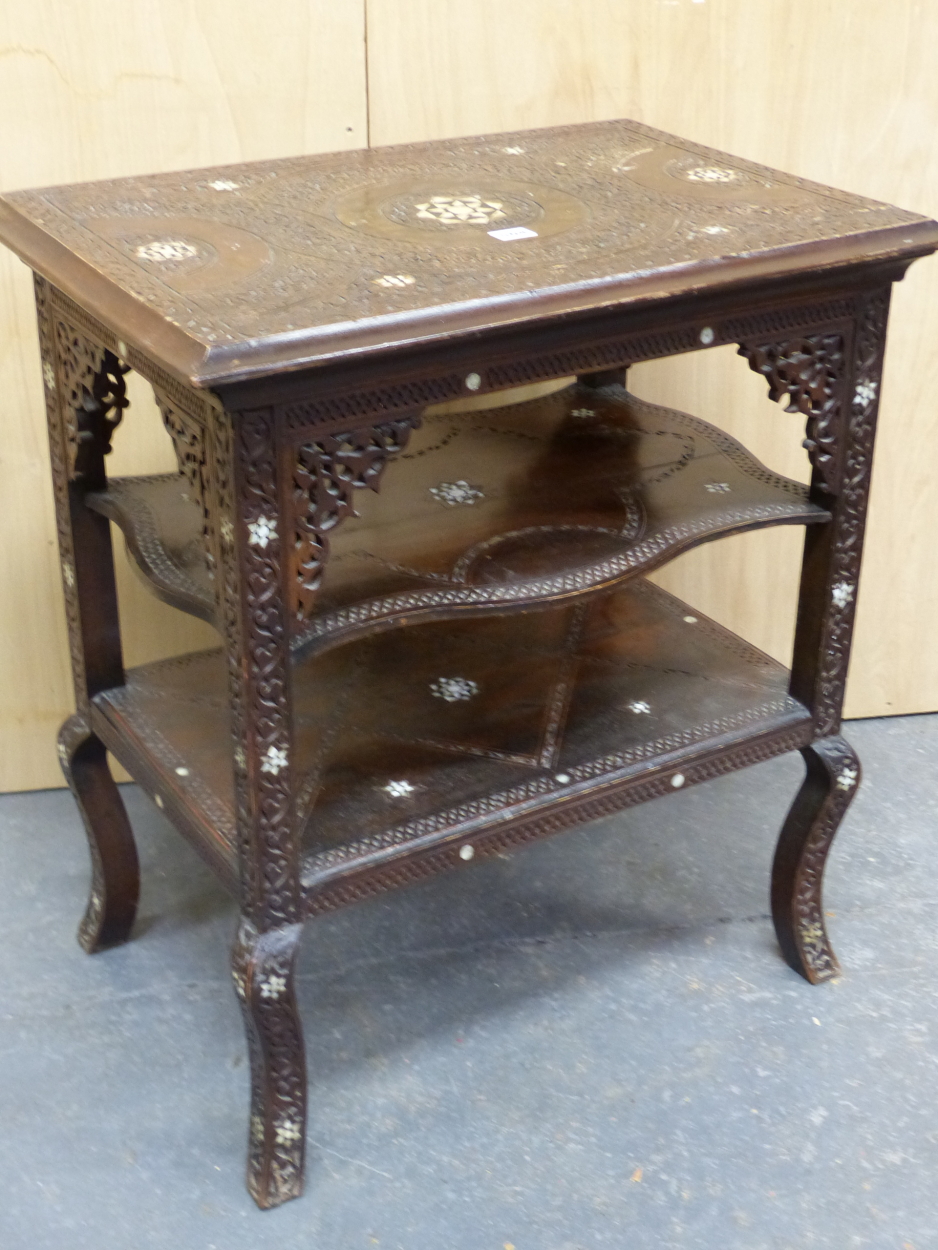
[34, 277, 138, 952]
[58, 712, 140, 952]
[771, 735, 860, 983]
[231, 919, 307, 1208]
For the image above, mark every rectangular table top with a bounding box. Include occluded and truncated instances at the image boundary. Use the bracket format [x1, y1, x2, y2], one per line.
[1, 118, 935, 388]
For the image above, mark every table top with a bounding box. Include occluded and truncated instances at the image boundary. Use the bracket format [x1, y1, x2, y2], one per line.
[2, 118, 935, 388]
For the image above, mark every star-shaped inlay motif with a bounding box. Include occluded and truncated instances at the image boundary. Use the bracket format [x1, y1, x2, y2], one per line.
[430, 676, 479, 703]
[261, 744, 288, 775]
[259, 974, 288, 999]
[415, 195, 507, 226]
[135, 239, 198, 262]
[429, 480, 485, 507]
[384, 780, 416, 797]
[248, 516, 277, 548]
[831, 582, 854, 609]
[684, 166, 739, 183]
[836, 766, 859, 791]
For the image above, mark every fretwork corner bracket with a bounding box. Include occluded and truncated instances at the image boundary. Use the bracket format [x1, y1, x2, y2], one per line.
[51, 322, 129, 484]
[291, 414, 421, 620]
[153, 386, 216, 577]
[737, 333, 846, 495]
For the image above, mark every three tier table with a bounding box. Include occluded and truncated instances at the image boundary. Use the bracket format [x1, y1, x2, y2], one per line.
[1, 118, 936, 1207]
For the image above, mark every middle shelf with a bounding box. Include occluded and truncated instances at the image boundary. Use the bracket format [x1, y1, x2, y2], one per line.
[88, 382, 828, 655]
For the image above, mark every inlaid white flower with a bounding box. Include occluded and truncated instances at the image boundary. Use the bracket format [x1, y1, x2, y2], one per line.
[831, 582, 854, 609]
[570, 408, 596, 418]
[855, 380, 878, 407]
[259, 973, 287, 999]
[628, 700, 652, 714]
[430, 676, 479, 703]
[373, 273, 416, 289]
[43, 361, 56, 392]
[836, 766, 859, 791]
[274, 1120, 303, 1146]
[250, 1114, 265, 1141]
[704, 482, 731, 493]
[429, 480, 485, 507]
[384, 780, 416, 797]
[234, 745, 247, 770]
[684, 166, 739, 183]
[261, 744, 288, 775]
[209, 179, 239, 191]
[248, 516, 277, 548]
[232, 969, 247, 999]
[62, 560, 75, 589]
[135, 239, 198, 262]
[415, 195, 507, 226]
[220, 518, 234, 544]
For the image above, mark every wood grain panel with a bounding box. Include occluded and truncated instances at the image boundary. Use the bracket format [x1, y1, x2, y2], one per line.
[366, 0, 938, 719]
[0, 2, 367, 791]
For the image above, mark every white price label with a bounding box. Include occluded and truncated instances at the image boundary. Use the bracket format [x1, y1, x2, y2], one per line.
[487, 226, 539, 241]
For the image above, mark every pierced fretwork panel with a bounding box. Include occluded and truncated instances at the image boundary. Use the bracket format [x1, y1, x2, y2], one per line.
[737, 334, 846, 494]
[53, 321, 129, 483]
[291, 415, 421, 620]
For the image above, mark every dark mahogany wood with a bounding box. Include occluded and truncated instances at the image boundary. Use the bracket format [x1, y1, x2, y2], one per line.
[58, 712, 139, 952]
[231, 919, 307, 1207]
[2, 116, 937, 1209]
[771, 735, 861, 983]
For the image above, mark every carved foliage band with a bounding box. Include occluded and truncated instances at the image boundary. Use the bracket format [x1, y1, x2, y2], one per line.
[738, 333, 845, 493]
[35, 277, 88, 706]
[221, 409, 298, 924]
[813, 289, 890, 734]
[292, 415, 421, 620]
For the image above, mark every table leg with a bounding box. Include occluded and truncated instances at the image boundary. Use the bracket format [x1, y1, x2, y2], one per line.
[739, 288, 890, 981]
[771, 735, 860, 983]
[34, 277, 139, 952]
[231, 919, 306, 1208]
[58, 713, 140, 952]
[213, 404, 307, 1204]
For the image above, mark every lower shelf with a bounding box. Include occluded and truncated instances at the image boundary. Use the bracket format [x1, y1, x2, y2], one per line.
[92, 580, 813, 915]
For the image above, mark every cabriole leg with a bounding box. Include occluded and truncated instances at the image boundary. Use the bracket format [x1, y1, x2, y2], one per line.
[771, 735, 860, 983]
[231, 919, 307, 1208]
[57, 713, 139, 952]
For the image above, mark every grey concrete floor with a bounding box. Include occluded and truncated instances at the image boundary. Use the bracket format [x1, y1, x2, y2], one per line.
[2, 716, 938, 1249]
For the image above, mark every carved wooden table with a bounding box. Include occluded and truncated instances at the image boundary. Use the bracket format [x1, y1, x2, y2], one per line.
[1, 119, 936, 1208]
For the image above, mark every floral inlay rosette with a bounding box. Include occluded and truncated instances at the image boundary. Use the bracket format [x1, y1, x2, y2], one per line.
[430, 676, 479, 703]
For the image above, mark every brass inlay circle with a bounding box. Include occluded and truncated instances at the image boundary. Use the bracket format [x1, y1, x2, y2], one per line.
[332, 177, 589, 246]
[618, 146, 813, 206]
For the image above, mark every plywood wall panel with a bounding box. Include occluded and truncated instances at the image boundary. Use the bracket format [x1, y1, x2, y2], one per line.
[366, 0, 938, 719]
[0, 2, 367, 791]
[3, 1, 937, 791]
